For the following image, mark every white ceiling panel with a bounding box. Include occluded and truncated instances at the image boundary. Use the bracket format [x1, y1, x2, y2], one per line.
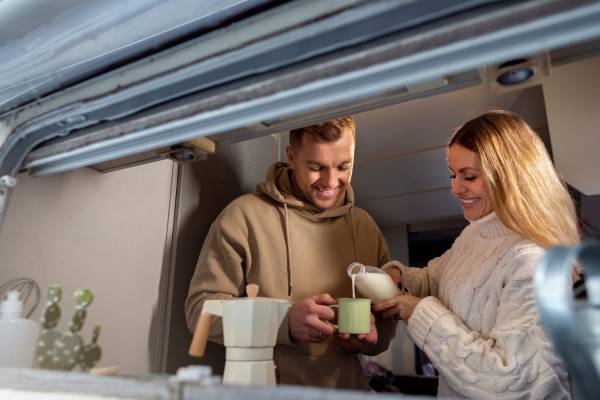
[356, 187, 462, 227]
[354, 84, 547, 161]
[352, 147, 449, 203]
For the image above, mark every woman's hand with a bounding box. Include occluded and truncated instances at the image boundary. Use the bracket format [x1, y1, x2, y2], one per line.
[372, 295, 421, 321]
[382, 261, 403, 287]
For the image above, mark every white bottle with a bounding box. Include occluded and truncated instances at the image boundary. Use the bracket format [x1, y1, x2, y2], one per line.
[347, 262, 402, 303]
[355, 273, 402, 302]
[0, 291, 40, 368]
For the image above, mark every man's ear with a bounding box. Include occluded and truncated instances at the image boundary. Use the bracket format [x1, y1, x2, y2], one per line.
[286, 145, 295, 168]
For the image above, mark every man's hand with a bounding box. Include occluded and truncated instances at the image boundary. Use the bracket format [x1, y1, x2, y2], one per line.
[289, 294, 337, 343]
[372, 295, 421, 321]
[336, 313, 379, 355]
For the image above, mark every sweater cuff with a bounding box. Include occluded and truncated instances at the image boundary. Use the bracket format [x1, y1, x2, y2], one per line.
[398, 265, 420, 295]
[407, 296, 449, 349]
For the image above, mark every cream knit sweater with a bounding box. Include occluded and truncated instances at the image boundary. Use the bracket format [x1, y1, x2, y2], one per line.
[396, 213, 570, 399]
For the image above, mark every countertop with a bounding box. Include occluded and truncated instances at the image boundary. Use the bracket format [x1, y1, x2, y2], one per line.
[0, 368, 433, 400]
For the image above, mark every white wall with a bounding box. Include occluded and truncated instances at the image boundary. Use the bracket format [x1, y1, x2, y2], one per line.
[381, 225, 409, 264]
[0, 160, 175, 374]
[543, 55, 600, 195]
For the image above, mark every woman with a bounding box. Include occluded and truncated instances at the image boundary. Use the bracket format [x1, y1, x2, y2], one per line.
[374, 110, 579, 399]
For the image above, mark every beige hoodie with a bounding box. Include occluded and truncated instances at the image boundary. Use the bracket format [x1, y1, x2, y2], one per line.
[185, 162, 394, 389]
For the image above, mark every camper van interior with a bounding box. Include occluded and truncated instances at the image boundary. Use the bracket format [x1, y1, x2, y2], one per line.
[0, 0, 599, 398]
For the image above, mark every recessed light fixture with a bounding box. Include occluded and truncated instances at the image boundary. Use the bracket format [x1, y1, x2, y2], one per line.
[481, 53, 550, 93]
[496, 59, 534, 86]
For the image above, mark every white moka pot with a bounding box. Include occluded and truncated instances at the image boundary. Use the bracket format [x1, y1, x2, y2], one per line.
[189, 288, 290, 385]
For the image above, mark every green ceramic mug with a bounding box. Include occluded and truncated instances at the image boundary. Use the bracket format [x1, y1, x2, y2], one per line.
[327, 298, 371, 334]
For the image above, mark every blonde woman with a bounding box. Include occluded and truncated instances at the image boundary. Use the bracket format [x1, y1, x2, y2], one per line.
[374, 110, 579, 399]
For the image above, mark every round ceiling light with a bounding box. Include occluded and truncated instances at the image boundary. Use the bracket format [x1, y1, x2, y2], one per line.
[169, 146, 196, 162]
[496, 59, 534, 86]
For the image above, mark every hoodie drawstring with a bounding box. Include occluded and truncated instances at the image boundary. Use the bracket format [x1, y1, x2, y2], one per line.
[283, 203, 293, 296]
[281, 202, 356, 297]
[346, 207, 360, 262]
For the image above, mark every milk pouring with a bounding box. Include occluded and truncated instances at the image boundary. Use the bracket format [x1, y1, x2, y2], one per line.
[347, 262, 402, 302]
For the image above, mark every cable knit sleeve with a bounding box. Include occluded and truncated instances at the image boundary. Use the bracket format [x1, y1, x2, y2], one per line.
[399, 250, 450, 298]
[395, 227, 472, 298]
[407, 245, 569, 399]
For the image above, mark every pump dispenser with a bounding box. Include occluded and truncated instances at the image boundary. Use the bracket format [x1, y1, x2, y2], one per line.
[0, 291, 40, 368]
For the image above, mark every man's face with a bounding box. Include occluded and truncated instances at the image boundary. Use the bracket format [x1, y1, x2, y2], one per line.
[286, 130, 355, 209]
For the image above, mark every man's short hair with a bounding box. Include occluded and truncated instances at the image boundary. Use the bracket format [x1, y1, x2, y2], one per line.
[289, 116, 356, 148]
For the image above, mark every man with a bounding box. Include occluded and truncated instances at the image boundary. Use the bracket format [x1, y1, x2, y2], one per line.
[185, 117, 394, 389]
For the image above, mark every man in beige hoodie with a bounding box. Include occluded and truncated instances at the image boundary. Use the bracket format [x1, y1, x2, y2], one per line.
[185, 116, 395, 389]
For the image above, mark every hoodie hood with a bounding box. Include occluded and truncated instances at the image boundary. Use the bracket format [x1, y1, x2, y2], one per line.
[256, 162, 355, 219]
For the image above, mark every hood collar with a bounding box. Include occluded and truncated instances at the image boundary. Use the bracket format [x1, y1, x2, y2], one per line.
[256, 162, 354, 219]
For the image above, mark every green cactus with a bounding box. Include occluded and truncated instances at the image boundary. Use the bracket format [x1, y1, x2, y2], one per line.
[36, 285, 62, 369]
[79, 324, 102, 371]
[36, 286, 102, 371]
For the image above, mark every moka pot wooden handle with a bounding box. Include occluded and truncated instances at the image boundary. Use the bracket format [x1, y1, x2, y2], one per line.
[189, 314, 213, 357]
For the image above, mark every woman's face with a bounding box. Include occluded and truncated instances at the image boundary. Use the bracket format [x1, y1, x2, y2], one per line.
[448, 144, 494, 221]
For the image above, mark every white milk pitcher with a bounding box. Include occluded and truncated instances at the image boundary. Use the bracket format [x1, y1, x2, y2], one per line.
[347, 262, 402, 302]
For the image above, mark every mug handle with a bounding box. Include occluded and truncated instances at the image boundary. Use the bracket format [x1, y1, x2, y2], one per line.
[325, 304, 339, 330]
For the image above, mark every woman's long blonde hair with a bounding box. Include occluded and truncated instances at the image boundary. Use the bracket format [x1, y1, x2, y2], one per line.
[449, 110, 579, 248]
